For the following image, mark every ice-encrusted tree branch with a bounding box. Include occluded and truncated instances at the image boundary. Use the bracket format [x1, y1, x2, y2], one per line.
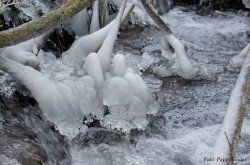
[139, 0, 199, 79]
[212, 47, 250, 165]
[0, 0, 96, 48]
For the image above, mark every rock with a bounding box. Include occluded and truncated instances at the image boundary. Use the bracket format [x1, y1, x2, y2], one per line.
[0, 92, 70, 165]
[72, 128, 126, 146]
[151, 0, 173, 15]
[243, 0, 250, 9]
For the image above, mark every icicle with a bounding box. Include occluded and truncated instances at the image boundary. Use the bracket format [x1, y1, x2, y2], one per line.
[113, 53, 127, 76]
[63, 1, 134, 68]
[71, 8, 89, 37]
[90, 0, 100, 33]
[161, 37, 175, 60]
[84, 53, 104, 89]
[97, 0, 127, 72]
[164, 34, 199, 79]
[102, 76, 133, 106]
[124, 72, 149, 103]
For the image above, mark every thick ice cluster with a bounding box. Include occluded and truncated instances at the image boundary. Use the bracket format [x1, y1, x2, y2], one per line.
[0, 0, 157, 138]
[99, 54, 153, 132]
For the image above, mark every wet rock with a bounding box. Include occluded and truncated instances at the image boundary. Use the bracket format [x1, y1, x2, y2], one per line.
[247, 31, 250, 38]
[0, 92, 70, 165]
[72, 128, 126, 146]
[151, 0, 173, 15]
[196, 2, 213, 16]
[243, 0, 250, 9]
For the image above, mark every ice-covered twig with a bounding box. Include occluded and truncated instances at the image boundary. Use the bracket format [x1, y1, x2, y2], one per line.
[211, 50, 250, 165]
[90, 0, 100, 33]
[0, 33, 49, 70]
[100, 0, 109, 27]
[230, 43, 250, 69]
[97, 0, 127, 72]
[139, 0, 199, 79]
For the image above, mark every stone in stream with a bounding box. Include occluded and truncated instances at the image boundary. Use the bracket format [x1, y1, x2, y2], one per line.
[0, 91, 70, 165]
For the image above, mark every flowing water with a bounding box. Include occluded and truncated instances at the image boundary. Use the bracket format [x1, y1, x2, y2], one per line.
[0, 4, 250, 165]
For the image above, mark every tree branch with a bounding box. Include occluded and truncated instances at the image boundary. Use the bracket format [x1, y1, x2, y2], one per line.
[0, 0, 96, 48]
[139, 0, 172, 34]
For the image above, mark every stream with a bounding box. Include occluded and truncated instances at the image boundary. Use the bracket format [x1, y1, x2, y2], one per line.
[0, 4, 250, 165]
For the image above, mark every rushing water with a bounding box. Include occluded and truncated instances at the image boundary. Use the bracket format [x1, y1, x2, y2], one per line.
[0, 4, 250, 165]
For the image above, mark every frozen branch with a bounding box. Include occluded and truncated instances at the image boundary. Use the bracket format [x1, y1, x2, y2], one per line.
[0, 0, 96, 48]
[212, 48, 250, 165]
[139, 0, 199, 79]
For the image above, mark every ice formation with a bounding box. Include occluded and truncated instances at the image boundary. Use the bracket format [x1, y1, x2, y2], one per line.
[0, 0, 154, 138]
[113, 54, 127, 76]
[97, 0, 126, 72]
[212, 45, 250, 165]
[1, 33, 48, 70]
[90, 0, 100, 33]
[84, 53, 104, 89]
[63, 2, 135, 69]
[230, 43, 250, 68]
[71, 8, 89, 37]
